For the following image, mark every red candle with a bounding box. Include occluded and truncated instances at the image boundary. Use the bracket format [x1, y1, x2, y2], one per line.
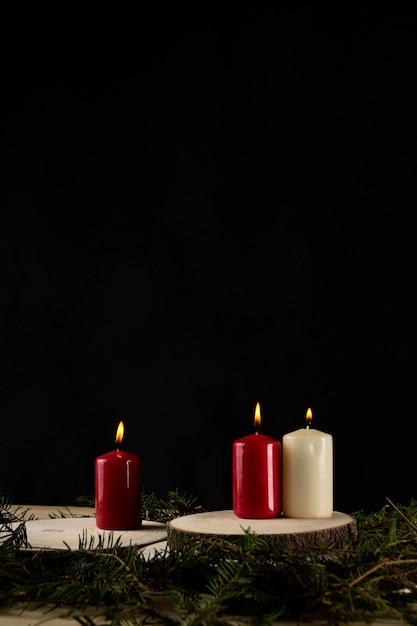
[232, 402, 281, 519]
[95, 421, 142, 530]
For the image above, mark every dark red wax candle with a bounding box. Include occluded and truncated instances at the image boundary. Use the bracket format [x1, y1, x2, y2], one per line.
[232, 403, 281, 519]
[95, 421, 142, 530]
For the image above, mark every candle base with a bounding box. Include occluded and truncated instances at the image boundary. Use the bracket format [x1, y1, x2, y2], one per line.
[95, 519, 142, 531]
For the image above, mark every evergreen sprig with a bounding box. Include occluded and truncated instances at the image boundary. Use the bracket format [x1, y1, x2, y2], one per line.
[1, 494, 417, 624]
[142, 488, 204, 523]
[75, 488, 204, 523]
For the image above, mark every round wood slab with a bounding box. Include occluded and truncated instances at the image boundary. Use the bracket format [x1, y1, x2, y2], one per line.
[167, 510, 357, 551]
[10, 517, 167, 551]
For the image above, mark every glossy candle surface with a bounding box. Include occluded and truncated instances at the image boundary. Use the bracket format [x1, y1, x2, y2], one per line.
[233, 404, 281, 519]
[282, 409, 333, 518]
[95, 422, 142, 530]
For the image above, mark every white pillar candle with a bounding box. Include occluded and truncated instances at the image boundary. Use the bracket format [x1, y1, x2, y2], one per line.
[282, 408, 333, 518]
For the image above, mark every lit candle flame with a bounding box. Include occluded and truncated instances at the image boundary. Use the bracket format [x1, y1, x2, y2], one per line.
[254, 402, 261, 432]
[306, 407, 313, 428]
[115, 421, 124, 448]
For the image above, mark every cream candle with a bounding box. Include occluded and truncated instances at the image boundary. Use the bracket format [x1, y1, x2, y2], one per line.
[282, 408, 333, 518]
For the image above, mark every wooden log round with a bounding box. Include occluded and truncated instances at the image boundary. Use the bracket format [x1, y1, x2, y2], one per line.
[167, 510, 357, 552]
[8, 517, 167, 552]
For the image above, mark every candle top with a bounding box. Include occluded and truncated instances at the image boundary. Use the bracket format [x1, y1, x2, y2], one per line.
[284, 427, 331, 438]
[284, 408, 331, 438]
[234, 432, 279, 444]
[96, 449, 140, 460]
[234, 402, 280, 442]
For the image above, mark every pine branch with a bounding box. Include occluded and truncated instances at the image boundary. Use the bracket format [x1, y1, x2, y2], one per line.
[2, 494, 417, 624]
[386, 497, 417, 535]
[143, 488, 205, 523]
[349, 558, 417, 588]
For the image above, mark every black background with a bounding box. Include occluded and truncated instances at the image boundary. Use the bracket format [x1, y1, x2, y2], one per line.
[1, 4, 414, 514]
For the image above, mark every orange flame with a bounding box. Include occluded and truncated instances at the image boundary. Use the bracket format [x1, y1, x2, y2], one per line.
[115, 421, 124, 447]
[306, 407, 313, 427]
[254, 402, 261, 431]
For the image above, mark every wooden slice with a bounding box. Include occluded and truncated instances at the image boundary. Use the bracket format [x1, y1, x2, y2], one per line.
[9, 517, 167, 552]
[167, 510, 357, 551]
